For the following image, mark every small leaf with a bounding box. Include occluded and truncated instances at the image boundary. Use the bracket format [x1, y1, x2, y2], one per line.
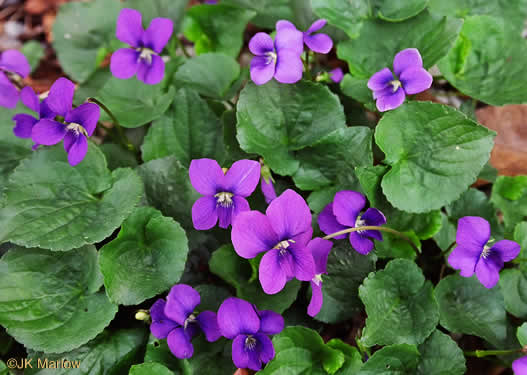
[0, 246, 118, 353]
[417, 330, 466, 375]
[499, 269, 527, 319]
[21, 41, 45, 73]
[357, 344, 420, 375]
[359, 259, 439, 346]
[491, 176, 527, 230]
[517, 323, 527, 347]
[99, 206, 189, 305]
[129, 363, 173, 375]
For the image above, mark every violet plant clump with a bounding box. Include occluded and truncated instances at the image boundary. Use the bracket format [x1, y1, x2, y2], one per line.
[2, 2, 527, 374]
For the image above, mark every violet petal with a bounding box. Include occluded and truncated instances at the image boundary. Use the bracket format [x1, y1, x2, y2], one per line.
[136, 54, 165, 85]
[116, 8, 144, 47]
[142, 17, 174, 53]
[217, 297, 260, 339]
[110, 48, 140, 80]
[31, 119, 67, 145]
[231, 211, 278, 259]
[223, 159, 261, 197]
[165, 284, 201, 326]
[189, 158, 224, 195]
[393, 48, 423, 76]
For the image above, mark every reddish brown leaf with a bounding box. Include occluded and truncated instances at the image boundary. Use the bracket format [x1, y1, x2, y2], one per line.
[476, 105, 527, 176]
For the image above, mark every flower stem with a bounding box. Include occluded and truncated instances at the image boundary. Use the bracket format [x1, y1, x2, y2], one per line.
[444, 241, 456, 253]
[304, 52, 312, 81]
[322, 226, 420, 254]
[464, 348, 521, 358]
[87, 97, 137, 153]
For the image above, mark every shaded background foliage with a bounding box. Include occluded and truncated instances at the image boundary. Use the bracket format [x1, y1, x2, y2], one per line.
[1, 0, 527, 374]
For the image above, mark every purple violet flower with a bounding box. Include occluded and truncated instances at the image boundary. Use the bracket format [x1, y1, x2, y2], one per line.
[307, 237, 332, 317]
[231, 189, 315, 294]
[31, 78, 100, 166]
[12, 86, 54, 148]
[318, 190, 386, 255]
[150, 284, 221, 359]
[260, 176, 277, 204]
[513, 356, 527, 374]
[329, 67, 343, 83]
[303, 19, 333, 54]
[367, 48, 432, 112]
[110, 8, 173, 85]
[189, 158, 261, 230]
[0, 50, 31, 109]
[448, 216, 520, 289]
[248, 23, 304, 85]
[217, 297, 283, 371]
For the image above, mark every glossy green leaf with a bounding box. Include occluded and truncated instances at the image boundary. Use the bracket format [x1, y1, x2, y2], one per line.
[514, 222, 527, 265]
[184, 4, 256, 57]
[359, 259, 439, 346]
[337, 11, 462, 78]
[491, 176, 527, 229]
[223, 0, 294, 29]
[517, 323, 527, 346]
[313, 243, 376, 323]
[357, 344, 420, 375]
[435, 275, 508, 347]
[374, 0, 429, 21]
[26, 328, 146, 375]
[175, 53, 240, 99]
[327, 339, 363, 374]
[96, 77, 175, 128]
[268, 326, 346, 375]
[0, 246, 118, 353]
[292, 126, 373, 191]
[99, 143, 139, 170]
[375, 102, 495, 213]
[0, 144, 143, 251]
[99, 206, 189, 305]
[237, 80, 346, 176]
[52, 0, 122, 83]
[311, 0, 369, 38]
[417, 330, 466, 375]
[428, 0, 527, 32]
[129, 363, 173, 375]
[209, 245, 300, 313]
[142, 88, 225, 165]
[438, 15, 527, 106]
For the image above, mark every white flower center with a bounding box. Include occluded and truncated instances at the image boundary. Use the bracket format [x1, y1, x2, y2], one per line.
[245, 335, 257, 350]
[312, 274, 323, 286]
[66, 122, 87, 136]
[389, 79, 402, 93]
[355, 215, 366, 234]
[214, 192, 234, 207]
[274, 239, 295, 255]
[184, 313, 196, 330]
[137, 47, 156, 65]
[481, 245, 491, 259]
[265, 51, 277, 65]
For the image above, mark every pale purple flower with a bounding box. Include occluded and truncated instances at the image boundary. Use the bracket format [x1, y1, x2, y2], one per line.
[329, 67, 343, 83]
[303, 19, 333, 54]
[448, 216, 520, 289]
[110, 8, 173, 85]
[12, 86, 54, 148]
[513, 356, 527, 375]
[249, 22, 304, 85]
[231, 189, 315, 294]
[0, 50, 30, 109]
[150, 284, 221, 359]
[217, 297, 283, 371]
[189, 158, 261, 230]
[307, 238, 332, 317]
[367, 48, 432, 112]
[318, 191, 386, 255]
[260, 176, 277, 204]
[31, 78, 100, 166]
[204, 0, 218, 3]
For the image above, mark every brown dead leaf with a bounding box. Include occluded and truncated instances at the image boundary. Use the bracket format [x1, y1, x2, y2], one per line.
[24, 0, 67, 15]
[476, 104, 527, 176]
[234, 369, 251, 375]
